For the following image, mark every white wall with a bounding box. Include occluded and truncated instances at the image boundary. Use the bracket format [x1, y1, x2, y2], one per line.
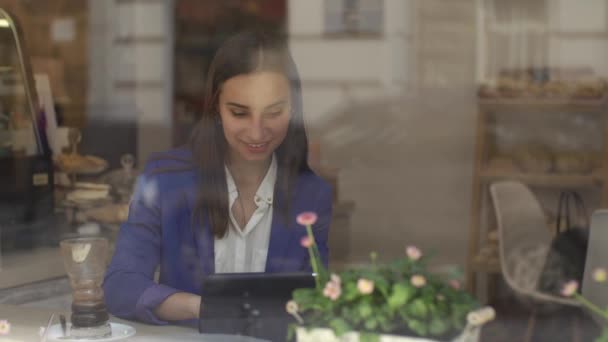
[88, 0, 174, 167]
[288, 0, 457, 265]
[549, 0, 608, 76]
[289, 0, 413, 133]
[289, 0, 608, 270]
[476, 0, 608, 80]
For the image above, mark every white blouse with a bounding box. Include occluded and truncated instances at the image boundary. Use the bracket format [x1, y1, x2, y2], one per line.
[214, 155, 277, 273]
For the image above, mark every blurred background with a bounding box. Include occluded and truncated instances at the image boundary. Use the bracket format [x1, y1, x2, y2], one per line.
[0, 1, 607, 340]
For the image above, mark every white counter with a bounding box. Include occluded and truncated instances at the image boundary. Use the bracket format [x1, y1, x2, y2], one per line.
[0, 248, 65, 289]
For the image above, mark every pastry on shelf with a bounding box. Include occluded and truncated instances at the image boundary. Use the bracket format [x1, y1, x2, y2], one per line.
[83, 203, 130, 225]
[571, 79, 607, 99]
[66, 187, 110, 204]
[54, 128, 108, 175]
[496, 76, 525, 98]
[553, 151, 594, 174]
[74, 182, 111, 191]
[512, 144, 553, 173]
[478, 67, 607, 100]
[478, 84, 500, 98]
[486, 155, 518, 172]
[55, 153, 108, 174]
[543, 80, 570, 98]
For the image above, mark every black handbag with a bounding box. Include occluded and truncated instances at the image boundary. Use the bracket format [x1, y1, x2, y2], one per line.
[537, 191, 590, 295]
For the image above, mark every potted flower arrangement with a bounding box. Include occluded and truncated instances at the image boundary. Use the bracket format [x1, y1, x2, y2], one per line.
[286, 212, 495, 342]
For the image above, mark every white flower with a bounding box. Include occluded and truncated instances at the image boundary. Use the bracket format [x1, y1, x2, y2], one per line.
[406, 246, 422, 261]
[411, 275, 426, 288]
[357, 278, 375, 295]
[330, 273, 341, 285]
[594, 268, 607, 283]
[0, 320, 11, 335]
[285, 300, 299, 314]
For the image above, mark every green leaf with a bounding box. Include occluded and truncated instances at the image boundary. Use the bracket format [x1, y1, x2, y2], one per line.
[407, 319, 428, 336]
[426, 302, 438, 315]
[360, 332, 381, 342]
[408, 298, 429, 319]
[373, 278, 391, 298]
[428, 317, 449, 336]
[342, 282, 360, 302]
[287, 324, 296, 341]
[596, 327, 608, 342]
[340, 306, 364, 325]
[357, 301, 373, 318]
[388, 283, 414, 310]
[329, 318, 351, 337]
[364, 318, 378, 330]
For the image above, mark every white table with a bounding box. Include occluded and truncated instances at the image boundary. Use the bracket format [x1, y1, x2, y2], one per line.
[0, 304, 265, 342]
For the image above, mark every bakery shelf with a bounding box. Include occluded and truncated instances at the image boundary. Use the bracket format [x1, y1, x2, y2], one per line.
[478, 96, 608, 113]
[468, 93, 608, 298]
[480, 169, 604, 188]
[471, 255, 501, 274]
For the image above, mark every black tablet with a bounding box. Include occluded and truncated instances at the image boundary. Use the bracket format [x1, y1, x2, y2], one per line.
[198, 272, 315, 341]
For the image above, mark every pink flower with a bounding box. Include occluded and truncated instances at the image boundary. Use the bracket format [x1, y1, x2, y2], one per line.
[594, 268, 607, 283]
[300, 236, 313, 248]
[411, 275, 427, 288]
[449, 279, 462, 290]
[323, 273, 342, 301]
[0, 320, 10, 335]
[561, 280, 579, 297]
[357, 278, 375, 294]
[406, 246, 422, 260]
[297, 212, 318, 226]
[323, 281, 342, 301]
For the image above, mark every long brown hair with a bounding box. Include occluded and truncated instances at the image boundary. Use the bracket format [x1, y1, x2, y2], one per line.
[190, 30, 310, 238]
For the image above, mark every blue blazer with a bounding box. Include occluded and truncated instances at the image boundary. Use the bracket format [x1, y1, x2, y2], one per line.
[103, 148, 332, 325]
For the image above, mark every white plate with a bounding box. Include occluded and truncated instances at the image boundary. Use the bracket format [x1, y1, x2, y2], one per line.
[46, 322, 135, 342]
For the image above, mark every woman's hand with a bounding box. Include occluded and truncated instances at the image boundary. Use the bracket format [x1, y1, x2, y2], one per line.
[154, 292, 202, 321]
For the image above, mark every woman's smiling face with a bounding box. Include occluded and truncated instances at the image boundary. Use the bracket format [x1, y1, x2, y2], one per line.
[218, 71, 291, 164]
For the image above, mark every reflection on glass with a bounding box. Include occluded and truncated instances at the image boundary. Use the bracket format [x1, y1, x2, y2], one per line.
[60, 237, 111, 339]
[0, 8, 40, 157]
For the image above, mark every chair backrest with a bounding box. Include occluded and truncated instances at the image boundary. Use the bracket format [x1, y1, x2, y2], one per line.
[490, 181, 552, 292]
[582, 209, 608, 324]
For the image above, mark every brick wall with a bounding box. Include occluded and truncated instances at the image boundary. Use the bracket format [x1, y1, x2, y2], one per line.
[0, 0, 88, 127]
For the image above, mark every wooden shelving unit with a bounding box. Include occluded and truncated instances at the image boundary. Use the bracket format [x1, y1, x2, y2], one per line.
[466, 96, 608, 298]
[479, 170, 603, 188]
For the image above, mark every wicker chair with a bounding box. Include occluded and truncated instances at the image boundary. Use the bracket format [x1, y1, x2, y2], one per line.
[489, 180, 579, 310]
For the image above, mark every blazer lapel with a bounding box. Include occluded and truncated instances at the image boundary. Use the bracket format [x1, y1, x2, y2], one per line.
[184, 175, 215, 277]
[265, 195, 297, 273]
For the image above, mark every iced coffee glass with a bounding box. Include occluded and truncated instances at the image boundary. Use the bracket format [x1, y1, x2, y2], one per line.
[60, 237, 111, 339]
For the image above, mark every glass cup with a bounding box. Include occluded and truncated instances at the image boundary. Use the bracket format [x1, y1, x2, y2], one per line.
[60, 237, 112, 339]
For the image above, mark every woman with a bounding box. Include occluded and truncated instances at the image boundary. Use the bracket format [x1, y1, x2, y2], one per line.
[103, 31, 333, 325]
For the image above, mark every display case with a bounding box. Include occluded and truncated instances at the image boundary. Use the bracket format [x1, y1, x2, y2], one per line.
[0, 8, 54, 250]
